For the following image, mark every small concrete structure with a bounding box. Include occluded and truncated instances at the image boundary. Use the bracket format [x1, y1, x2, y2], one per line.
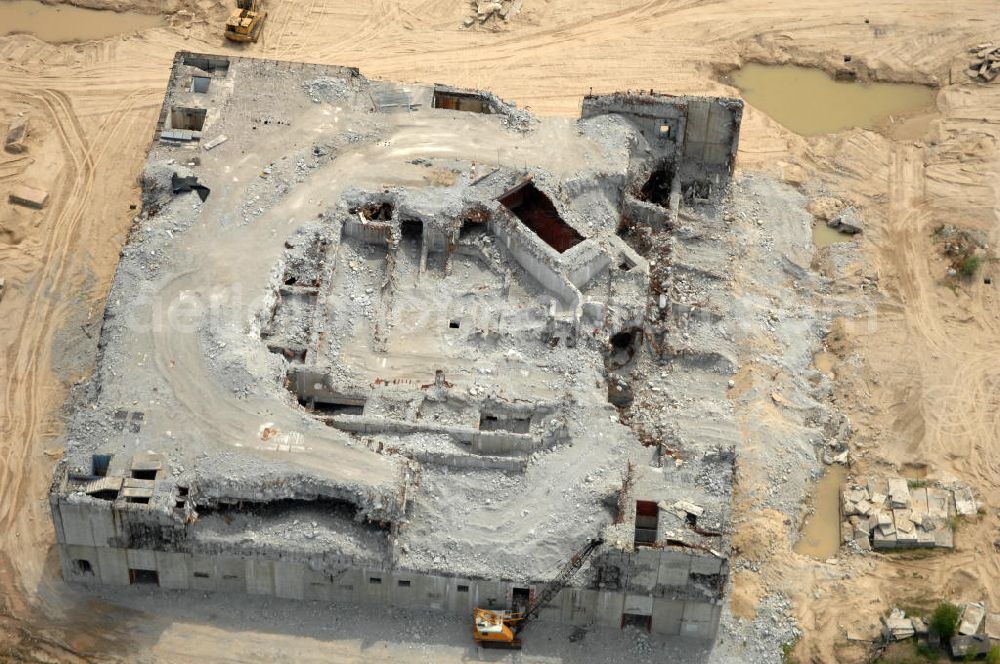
[9, 184, 48, 209]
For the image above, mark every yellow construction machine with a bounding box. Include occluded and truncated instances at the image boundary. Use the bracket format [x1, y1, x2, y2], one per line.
[224, 0, 266, 43]
[473, 537, 604, 649]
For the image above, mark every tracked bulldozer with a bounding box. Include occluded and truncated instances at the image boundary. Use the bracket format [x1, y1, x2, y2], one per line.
[224, 0, 266, 43]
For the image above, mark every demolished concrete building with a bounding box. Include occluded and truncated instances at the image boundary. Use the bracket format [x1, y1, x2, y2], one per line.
[50, 52, 743, 640]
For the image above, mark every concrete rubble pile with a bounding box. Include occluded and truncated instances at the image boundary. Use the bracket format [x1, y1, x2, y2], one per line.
[465, 0, 522, 26]
[968, 42, 1000, 83]
[840, 477, 978, 550]
[882, 602, 1000, 659]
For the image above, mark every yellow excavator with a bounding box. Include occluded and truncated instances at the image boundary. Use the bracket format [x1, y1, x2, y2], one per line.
[224, 0, 266, 43]
[473, 537, 604, 649]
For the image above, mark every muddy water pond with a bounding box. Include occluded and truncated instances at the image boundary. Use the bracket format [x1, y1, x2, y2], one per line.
[0, 1, 164, 43]
[813, 223, 853, 248]
[813, 350, 836, 376]
[730, 64, 937, 136]
[794, 465, 846, 559]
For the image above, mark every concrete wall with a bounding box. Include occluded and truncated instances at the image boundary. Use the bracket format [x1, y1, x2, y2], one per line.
[342, 218, 391, 245]
[324, 415, 540, 455]
[57, 541, 721, 639]
[488, 209, 582, 308]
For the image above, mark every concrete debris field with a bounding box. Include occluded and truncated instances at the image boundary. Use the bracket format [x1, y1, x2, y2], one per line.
[841, 477, 977, 551]
[48, 51, 751, 642]
[967, 42, 1000, 83]
[882, 602, 1000, 659]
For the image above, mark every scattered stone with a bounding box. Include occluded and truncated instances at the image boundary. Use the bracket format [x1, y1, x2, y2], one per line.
[4, 116, 28, 153]
[968, 43, 1000, 83]
[826, 206, 863, 234]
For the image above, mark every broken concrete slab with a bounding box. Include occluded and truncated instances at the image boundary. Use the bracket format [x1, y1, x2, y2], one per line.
[955, 487, 977, 516]
[985, 613, 1000, 640]
[887, 477, 910, 508]
[883, 608, 915, 640]
[203, 134, 228, 150]
[9, 185, 49, 209]
[4, 116, 28, 153]
[958, 602, 986, 636]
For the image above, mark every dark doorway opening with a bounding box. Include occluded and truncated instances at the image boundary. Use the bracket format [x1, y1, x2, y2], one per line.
[73, 559, 94, 575]
[621, 613, 652, 631]
[638, 162, 674, 207]
[401, 219, 423, 240]
[128, 569, 160, 585]
[512, 587, 531, 613]
[634, 500, 659, 547]
[498, 181, 584, 253]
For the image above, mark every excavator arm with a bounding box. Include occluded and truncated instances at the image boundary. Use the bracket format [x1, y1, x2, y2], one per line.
[514, 537, 604, 635]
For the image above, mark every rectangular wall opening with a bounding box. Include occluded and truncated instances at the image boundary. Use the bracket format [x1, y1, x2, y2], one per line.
[128, 569, 160, 585]
[498, 181, 584, 253]
[91, 454, 112, 477]
[302, 395, 366, 416]
[432, 91, 492, 114]
[621, 613, 652, 631]
[183, 55, 230, 74]
[126, 496, 150, 505]
[73, 559, 94, 575]
[131, 469, 158, 480]
[457, 584, 469, 592]
[398, 579, 411, 587]
[634, 500, 659, 547]
[400, 219, 423, 241]
[479, 411, 531, 434]
[170, 107, 207, 132]
[512, 586, 531, 613]
[191, 76, 210, 93]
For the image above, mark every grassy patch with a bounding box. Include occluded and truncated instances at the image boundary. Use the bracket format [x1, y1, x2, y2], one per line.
[782, 639, 799, 664]
[930, 602, 960, 640]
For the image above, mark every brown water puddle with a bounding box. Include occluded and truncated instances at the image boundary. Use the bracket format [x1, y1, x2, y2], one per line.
[0, 1, 163, 43]
[813, 223, 853, 248]
[813, 350, 836, 376]
[794, 465, 846, 559]
[730, 64, 937, 136]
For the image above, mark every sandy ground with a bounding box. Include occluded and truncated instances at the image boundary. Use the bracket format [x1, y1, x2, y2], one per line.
[2, 0, 1000, 661]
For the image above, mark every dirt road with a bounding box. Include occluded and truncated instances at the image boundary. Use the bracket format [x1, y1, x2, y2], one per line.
[1, 0, 999, 661]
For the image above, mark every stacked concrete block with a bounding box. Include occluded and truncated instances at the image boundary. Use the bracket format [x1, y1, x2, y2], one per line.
[841, 477, 973, 550]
